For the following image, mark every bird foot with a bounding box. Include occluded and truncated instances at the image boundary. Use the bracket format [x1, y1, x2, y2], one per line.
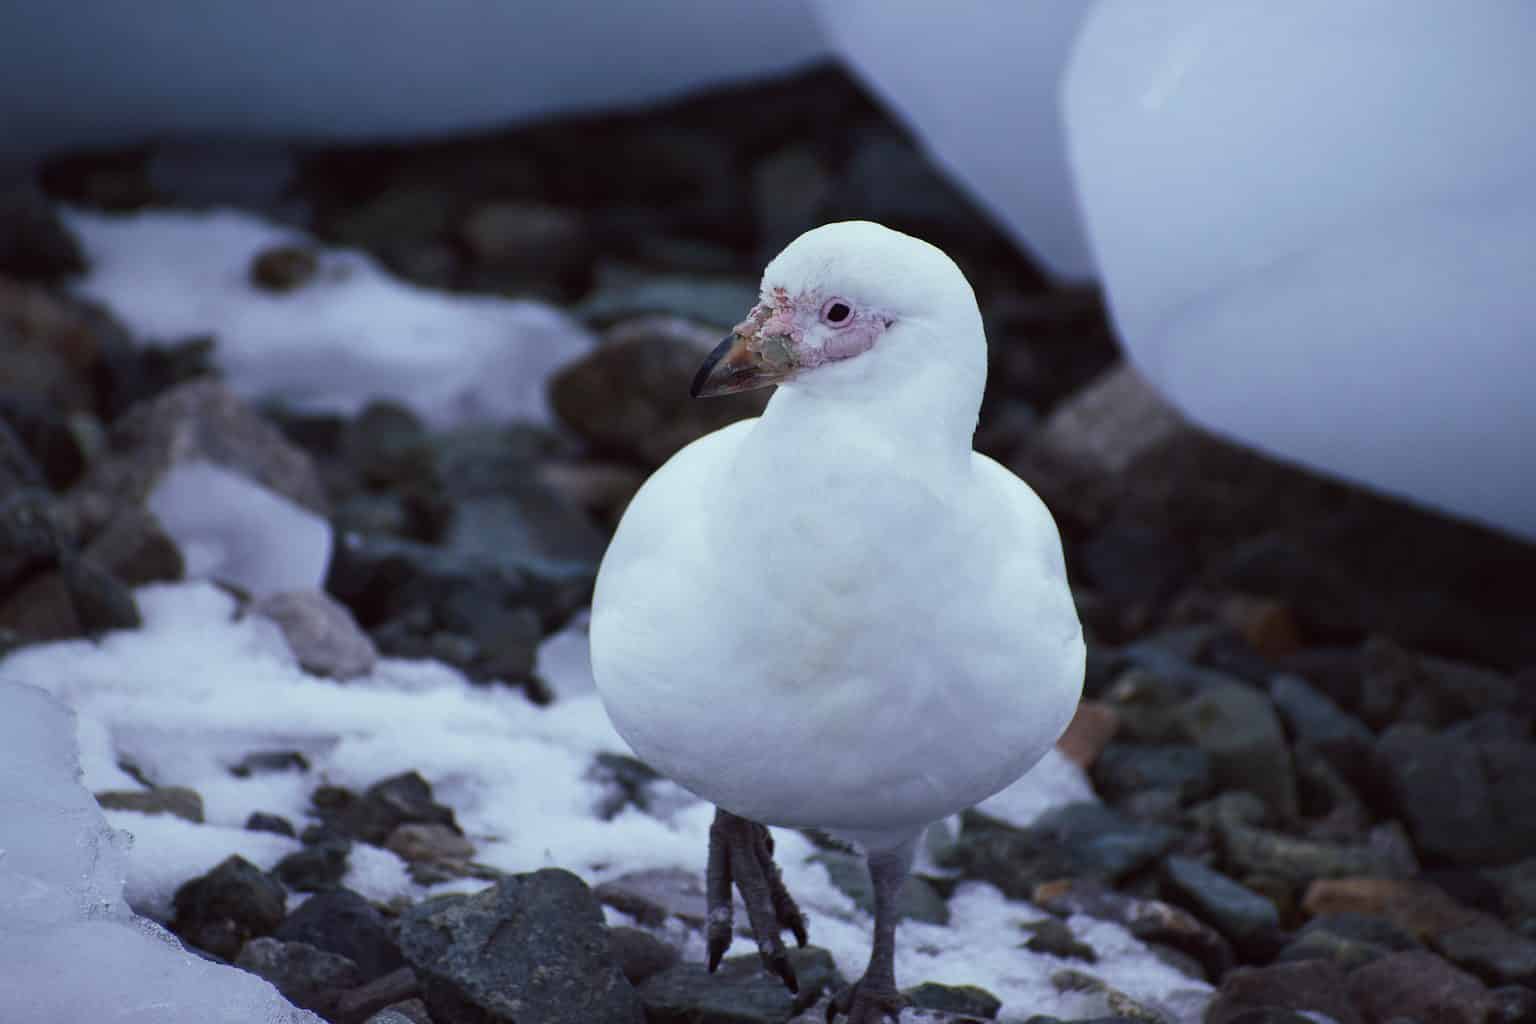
[826, 977, 910, 1024]
[706, 807, 809, 992]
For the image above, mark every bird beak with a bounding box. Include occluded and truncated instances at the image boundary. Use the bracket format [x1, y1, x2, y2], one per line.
[690, 330, 798, 398]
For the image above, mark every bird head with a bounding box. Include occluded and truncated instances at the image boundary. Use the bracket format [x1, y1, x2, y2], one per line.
[691, 221, 984, 399]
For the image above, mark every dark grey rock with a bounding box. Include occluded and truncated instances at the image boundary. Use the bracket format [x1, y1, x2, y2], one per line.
[0, 488, 63, 592]
[245, 812, 297, 838]
[96, 786, 203, 823]
[275, 838, 351, 892]
[65, 377, 328, 540]
[231, 750, 310, 777]
[81, 507, 183, 586]
[333, 966, 420, 1024]
[1218, 816, 1418, 883]
[751, 146, 832, 265]
[171, 854, 287, 960]
[1092, 743, 1213, 804]
[1020, 918, 1097, 962]
[60, 555, 141, 633]
[0, 418, 45, 492]
[1491, 858, 1536, 937]
[458, 201, 593, 300]
[1348, 950, 1496, 1024]
[1487, 985, 1536, 1024]
[1207, 960, 1361, 1024]
[1033, 879, 1233, 981]
[1448, 712, 1534, 744]
[1361, 636, 1521, 729]
[310, 772, 458, 846]
[608, 927, 681, 987]
[812, 850, 950, 925]
[1174, 681, 1298, 819]
[0, 184, 85, 282]
[639, 946, 840, 1024]
[1433, 920, 1536, 988]
[942, 805, 1177, 898]
[1161, 856, 1280, 954]
[363, 1000, 431, 1024]
[588, 751, 663, 819]
[235, 937, 361, 1016]
[1377, 724, 1505, 865]
[1277, 913, 1421, 971]
[1078, 516, 1194, 606]
[903, 981, 1002, 1020]
[275, 887, 405, 982]
[1483, 742, 1536, 863]
[400, 868, 644, 1024]
[550, 315, 769, 469]
[253, 589, 378, 680]
[1269, 673, 1374, 750]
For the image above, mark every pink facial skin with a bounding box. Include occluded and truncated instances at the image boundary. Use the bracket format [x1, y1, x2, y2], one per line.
[732, 286, 890, 372]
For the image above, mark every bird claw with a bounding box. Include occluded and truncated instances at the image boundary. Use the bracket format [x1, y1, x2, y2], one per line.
[826, 978, 910, 1024]
[705, 807, 809, 994]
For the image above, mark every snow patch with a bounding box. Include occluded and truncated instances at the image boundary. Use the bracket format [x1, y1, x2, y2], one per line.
[66, 207, 597, 427]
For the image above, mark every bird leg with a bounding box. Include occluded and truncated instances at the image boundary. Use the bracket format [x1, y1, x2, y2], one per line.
[706, 807, 809, 992]
[827, 838, 917, 1024]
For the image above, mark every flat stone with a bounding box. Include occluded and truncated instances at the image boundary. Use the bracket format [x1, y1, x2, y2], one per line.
[1276, 913, 1421, 971]
[254, 589, 377, 680]
[639, 947, 840, 1024]
[1033, 879, 1232, 981]
[1092, 744, 1213, 805]
[1433, 920, 1536, 988]
[1303, 879, 1482, 941]
[1020, 918, 1097, 962]
[333, 966, 420, 1024]
[608, 927, 680, 987]
[904, 981, 1003, 1020]
[1207, 960, 1361, 1024]
[1161, 856, 1280, 953]
[1347, 950, 1495, 1024]
[595, 867, 717, 929]
[1219, 819, 1418, 883]
[385, 823, 475, 865]
[96, 785, 203, 823]
[400, 869, 643, 1024]
[1268, 673, 1374, 752]
[235, 937, 361, 1016]
[944, 806, 1177, 898]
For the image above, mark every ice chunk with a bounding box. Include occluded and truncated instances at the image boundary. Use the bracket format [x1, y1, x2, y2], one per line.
[1065, 0, 1536, 541]
[147, 461, 332, 597]
[813, 0, 1096, 279]
[0, 1, 824, 161]
[0, 684, 319, 1022]
[66, 208, 597, 427]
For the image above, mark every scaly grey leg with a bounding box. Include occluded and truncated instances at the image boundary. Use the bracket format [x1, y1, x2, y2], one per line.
[827, 837, 918, 1023]
[706, 807, 809, 992]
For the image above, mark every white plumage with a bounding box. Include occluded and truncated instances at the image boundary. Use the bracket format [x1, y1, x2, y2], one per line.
[591, 221, 1084, 854]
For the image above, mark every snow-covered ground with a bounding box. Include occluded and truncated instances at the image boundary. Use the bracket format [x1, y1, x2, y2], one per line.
[0, 582, 1210, 1021]
[65, 208, 597, 428]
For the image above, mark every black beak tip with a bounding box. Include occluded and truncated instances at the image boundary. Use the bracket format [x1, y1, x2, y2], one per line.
[691, 335, 736, 399]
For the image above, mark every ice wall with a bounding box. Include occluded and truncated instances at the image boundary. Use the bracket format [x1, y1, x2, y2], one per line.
[0, 1, 825, 159]
[1065, 0, 1536, 541]
[0, 683, 320, 1023]
[813, 0, 1096, 280]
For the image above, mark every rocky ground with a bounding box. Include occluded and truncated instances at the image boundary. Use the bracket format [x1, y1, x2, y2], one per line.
[4, 62, 1536, 1024]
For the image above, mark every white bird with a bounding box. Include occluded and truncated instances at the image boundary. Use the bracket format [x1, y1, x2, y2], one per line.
[591, 221, 1085, 1023]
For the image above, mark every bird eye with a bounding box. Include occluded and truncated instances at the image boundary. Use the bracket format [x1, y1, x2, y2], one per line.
[821, 299, 853, 327]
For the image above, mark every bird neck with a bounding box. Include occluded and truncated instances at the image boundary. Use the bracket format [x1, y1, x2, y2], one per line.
[763, 317, 985, 475]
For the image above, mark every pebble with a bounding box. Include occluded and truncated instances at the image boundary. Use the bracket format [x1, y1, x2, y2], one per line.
[904, 981, 1003, 1020]
[95, 785, 204, 823]
[944, 805, 1177, 898]
[245, 811, 297, 838]
[1276, 913, 1421, 971]
[310, 771, 459, 845]
[275, 887, 406, 982]
[235, 937, 361, 1016]
[170, 854, 288, 960]
[1161, 856, 1281, 954]
[1346, 950, 1495, 1024]
[1206, 960, 1361, 1024]
[399, 868, 644, 1024]
[639, 947, 840, 1024]
[274, 838, 352, 893]
[253, 588, 378, 680]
